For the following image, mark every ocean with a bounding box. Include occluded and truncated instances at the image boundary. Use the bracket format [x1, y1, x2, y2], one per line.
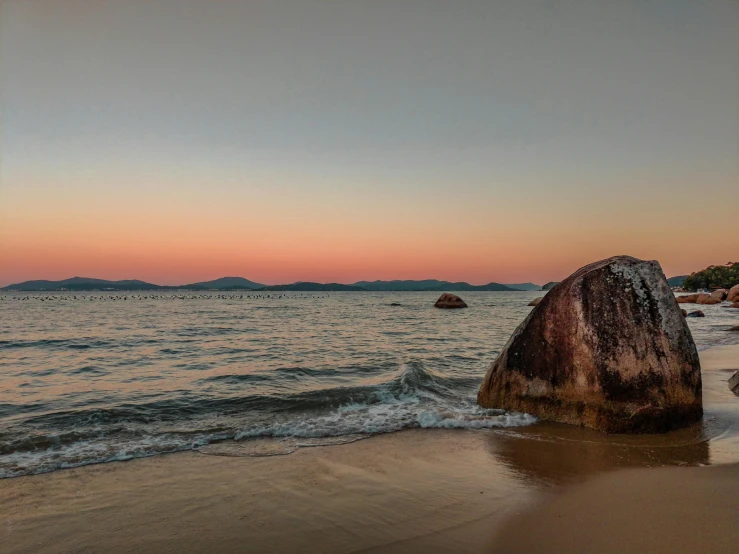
[1, 290, 737, 478]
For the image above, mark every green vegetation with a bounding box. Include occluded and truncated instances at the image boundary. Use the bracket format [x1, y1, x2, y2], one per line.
[682, 262, 739, 291]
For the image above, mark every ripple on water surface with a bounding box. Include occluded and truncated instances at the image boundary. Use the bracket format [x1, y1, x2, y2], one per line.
[0, 291, 736, 477]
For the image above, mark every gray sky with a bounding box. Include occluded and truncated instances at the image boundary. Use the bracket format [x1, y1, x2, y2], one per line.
[1, 0, 737, 285]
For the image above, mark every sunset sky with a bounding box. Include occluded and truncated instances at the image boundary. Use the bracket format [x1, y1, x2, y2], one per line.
[1, 0, 737, 287]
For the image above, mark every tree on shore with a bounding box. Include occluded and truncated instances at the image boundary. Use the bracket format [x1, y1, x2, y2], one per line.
[681, 262, 739, 291]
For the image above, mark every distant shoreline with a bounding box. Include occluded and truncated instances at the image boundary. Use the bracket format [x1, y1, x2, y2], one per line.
[1, 277, 541, 292]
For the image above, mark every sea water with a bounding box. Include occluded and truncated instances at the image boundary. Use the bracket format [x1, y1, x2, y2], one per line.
[1, 291, 736, 477]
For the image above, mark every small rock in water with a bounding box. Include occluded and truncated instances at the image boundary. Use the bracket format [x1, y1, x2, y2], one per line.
[528, 297, 543, 306]
[729, 371, 739, 395]
[686, 310, 705, 318]
[728, 326, 739, 332]
[434, 293, 468, 309]
[681, 309, 688, 317]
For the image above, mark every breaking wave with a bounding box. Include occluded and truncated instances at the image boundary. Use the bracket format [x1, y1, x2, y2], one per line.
[0, 361, 535, 478]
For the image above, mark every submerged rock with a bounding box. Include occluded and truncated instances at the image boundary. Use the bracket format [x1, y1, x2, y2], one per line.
[528, 297, 543, 306]
[434, 293, 467, 309]
[477, 255, 702, 434]
[686, 310, 705, 318]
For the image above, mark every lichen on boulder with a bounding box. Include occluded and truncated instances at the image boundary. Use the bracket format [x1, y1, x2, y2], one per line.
[477, 255, 702, 434]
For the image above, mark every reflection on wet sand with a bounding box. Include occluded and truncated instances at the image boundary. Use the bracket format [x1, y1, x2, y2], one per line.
[487, 421, 710, 486]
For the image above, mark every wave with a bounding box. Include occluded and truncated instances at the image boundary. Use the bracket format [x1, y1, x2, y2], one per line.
[0, 361, 535, 478]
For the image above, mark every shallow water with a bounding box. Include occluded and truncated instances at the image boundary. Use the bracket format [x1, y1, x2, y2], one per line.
[1, 290, 737, 478]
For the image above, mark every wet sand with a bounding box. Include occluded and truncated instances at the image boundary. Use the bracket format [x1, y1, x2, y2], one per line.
[1, 344, 738, 553]
[494, 463, 739, 554]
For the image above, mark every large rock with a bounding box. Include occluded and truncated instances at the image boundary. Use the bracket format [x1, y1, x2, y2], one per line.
[696, 293, 721, 305]
[711, 289, 728, 301]
[676, 294, 698, 303]
[727, 285, 739, 303]
[434, 293, 467, 309]
[477, 256, 702, 434]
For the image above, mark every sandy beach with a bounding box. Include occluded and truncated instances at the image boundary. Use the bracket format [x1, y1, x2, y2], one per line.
[1, 344, 738, 553]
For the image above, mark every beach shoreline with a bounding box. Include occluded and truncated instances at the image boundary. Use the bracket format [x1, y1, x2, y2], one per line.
[1, 344, 737, 553]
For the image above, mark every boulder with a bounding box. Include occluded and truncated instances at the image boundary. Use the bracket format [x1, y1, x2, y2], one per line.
[686, 310, 705, 318]
[477, 255, 702, 434]
[730, 371, 739, 395]
[696, 293, 721, 305]
[528, 297, 543, 306]
[434, 293, 467, 309]
[728, 285, 739, 303]
[676, 294, 698, 303]
[711, 289, 728, 301]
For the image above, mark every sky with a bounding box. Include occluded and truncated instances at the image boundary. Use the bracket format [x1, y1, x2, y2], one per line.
[1, 0, 737, 286]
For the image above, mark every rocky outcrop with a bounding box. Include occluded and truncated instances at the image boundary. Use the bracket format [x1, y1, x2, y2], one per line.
[730, 371, 739, 395]
[696, 293, 721, 305]
[434, 293, 467, 309]
[711, 289, 728, 301]
[676, 294, 698, 303]
[477, 255, 702, 434]
[728, 285, 739, 303]
[686, 310, 705, 318]
[528, 297, 543, 306]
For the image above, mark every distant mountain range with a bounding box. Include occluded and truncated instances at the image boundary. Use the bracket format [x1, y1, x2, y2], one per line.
[260, 282, 364, 292]
[667, 275, 687, 287]
[353, 280, 524, 291]
[501, 282, 541, 291]
[2, 276, 541, 292]
[3, 277, 165, 291]
[182, 277, 265, 290]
